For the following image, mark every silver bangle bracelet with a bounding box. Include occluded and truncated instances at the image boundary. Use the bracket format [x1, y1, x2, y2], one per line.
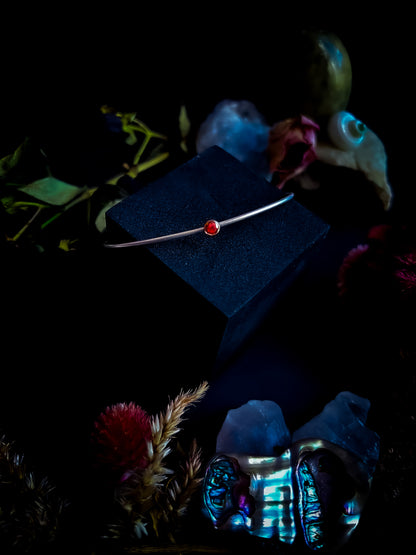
[105, 191, 295, 249]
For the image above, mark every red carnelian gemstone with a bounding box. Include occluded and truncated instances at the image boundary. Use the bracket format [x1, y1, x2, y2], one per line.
[204, 219, 220, 236]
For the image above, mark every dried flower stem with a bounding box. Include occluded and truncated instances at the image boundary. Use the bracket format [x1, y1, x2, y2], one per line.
[11, 204, 45, 241]
[147, 381, 209, 488]
[167, 439, 203, 519]
[151, 437, 203, 539]
[0, 436, 68, 551]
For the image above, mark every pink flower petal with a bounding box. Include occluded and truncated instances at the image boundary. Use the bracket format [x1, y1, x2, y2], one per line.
[267, 115, 319, 186]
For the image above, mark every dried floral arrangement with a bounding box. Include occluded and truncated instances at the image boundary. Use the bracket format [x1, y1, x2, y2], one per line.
[0, 382, 211, 554]
[91, 381, 209, 544]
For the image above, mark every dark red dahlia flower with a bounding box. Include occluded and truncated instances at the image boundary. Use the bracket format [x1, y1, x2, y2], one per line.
[92, 402, 152, 477]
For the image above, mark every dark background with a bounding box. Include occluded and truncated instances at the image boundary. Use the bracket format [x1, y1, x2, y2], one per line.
[1, 6, 412, 215]
[1, 5, 414, 554]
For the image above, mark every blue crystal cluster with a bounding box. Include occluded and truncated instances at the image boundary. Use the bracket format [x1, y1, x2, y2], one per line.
[196, 100, 271, 179]
[216, 399, 291, 456]
[292, 391, 380, 478]
[215, 393, 379, 479]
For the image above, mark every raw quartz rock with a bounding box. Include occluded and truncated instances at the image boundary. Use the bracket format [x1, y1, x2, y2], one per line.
[216, 399, 291, 456]
[293, 391, 380, 477]
[215, 392, 380, 479]
[196, 100, 271, 179]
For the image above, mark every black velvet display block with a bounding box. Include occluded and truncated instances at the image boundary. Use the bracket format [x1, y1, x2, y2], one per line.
[107, 147, 329, 370]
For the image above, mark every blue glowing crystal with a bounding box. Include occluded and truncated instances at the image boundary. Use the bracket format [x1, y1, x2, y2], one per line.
[196, 100, 271, 178]
[292, 392, 380, 479]
[215, 400, 292, 456]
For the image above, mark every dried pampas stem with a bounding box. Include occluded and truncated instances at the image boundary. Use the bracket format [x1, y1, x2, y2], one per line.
[147, 381, 208, 486]
[165, 438, 203, 520]
[152, 382, 209, 449]
[0, 435, 68, 552]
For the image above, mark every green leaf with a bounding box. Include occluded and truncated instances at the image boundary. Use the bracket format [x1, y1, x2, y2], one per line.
[179, 105, 191, 153]
[0, 138, 31, 179]
[20, 177, 89, 206]
[179, 105, 191, 139]
[58, 238, 79, 251]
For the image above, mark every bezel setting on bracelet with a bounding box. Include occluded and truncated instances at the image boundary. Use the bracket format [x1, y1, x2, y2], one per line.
[203, 219, 221, 236]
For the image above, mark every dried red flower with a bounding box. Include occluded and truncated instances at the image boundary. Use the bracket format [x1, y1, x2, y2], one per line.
[92, 402, 152, 477]
[395, 252, 416, 295]
[337, 232, 396, 303]
[338, 225, 416, 299]
[337, 244, 370, 298]
[337, 225, 416, 361]
[267, 115, 319, 187]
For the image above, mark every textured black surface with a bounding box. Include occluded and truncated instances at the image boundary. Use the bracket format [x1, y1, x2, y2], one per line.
[107, 147, 330, 365]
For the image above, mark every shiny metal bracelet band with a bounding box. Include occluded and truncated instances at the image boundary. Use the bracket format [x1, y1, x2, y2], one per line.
[105, 191, 295, 248]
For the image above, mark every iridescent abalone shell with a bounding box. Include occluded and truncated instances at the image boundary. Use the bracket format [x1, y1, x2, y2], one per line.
[204, 452, 296, 544]
[292, 439, 371, 552]
[203, 440, 371, 551]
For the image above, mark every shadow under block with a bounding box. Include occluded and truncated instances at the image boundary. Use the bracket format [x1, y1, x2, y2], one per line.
[107, 147, 330, 372]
